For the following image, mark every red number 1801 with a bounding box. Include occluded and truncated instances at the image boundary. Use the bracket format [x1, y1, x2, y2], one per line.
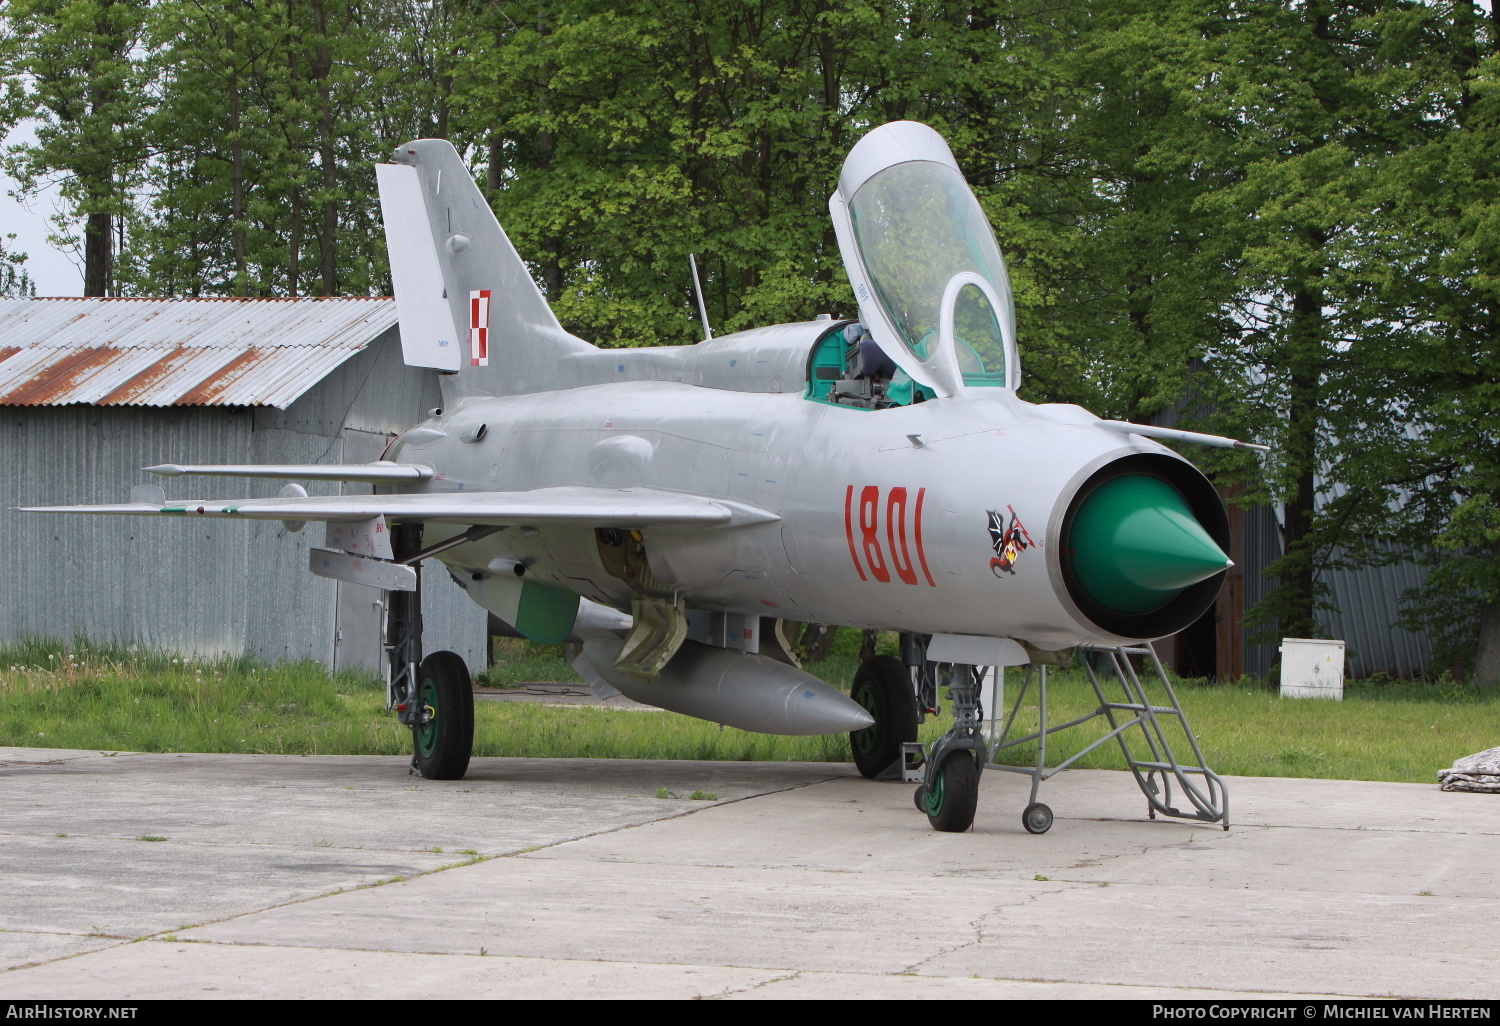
[843, 485, 936, 587]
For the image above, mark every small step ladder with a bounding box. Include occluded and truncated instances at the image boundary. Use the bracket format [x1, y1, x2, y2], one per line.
[983, 642, 1229, 829]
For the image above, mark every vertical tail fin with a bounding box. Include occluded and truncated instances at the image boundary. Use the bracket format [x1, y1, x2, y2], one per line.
[376, 139, 592, 397]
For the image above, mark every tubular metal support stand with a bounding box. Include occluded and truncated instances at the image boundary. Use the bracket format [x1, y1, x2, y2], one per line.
[385, 523, 427, 774]
[985, 642, 1229, 830]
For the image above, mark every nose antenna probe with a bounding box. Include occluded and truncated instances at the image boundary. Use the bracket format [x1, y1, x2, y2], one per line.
[689, 253, 713, 341]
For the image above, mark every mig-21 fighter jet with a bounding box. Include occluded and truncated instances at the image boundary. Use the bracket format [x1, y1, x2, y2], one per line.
[24, 122, 1258, 833]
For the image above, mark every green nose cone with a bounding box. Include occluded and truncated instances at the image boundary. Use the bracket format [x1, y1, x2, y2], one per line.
[1069, 475, 1232, 615]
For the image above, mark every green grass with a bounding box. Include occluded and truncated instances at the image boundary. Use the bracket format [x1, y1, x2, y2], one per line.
[0, 637, 409, 757]
[2, 635, 1496, 782]
[476, 637, 582, 688]
[979, 668, 1500, 783]
[0, 635, 862, 762]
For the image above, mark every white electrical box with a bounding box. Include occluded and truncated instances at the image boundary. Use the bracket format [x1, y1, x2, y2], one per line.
[1279, 638, 1345, 700]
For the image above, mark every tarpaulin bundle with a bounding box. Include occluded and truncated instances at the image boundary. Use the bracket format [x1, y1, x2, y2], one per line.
[1438, 746, 1500, 793]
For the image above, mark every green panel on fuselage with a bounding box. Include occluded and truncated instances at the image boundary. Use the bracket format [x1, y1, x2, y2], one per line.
[514, 580, 580, 645]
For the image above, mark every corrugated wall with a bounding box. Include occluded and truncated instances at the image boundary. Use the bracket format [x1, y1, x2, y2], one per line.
[1236, 507, 1433, 678]
[0, 328, 487, 675]
[1320, 542, 1433, 677]
[2, 403, 338, 662]
[1240, 502, 1283, 678]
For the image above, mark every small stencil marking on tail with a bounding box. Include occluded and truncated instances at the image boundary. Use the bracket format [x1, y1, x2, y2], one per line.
[469, 289, 491, 367]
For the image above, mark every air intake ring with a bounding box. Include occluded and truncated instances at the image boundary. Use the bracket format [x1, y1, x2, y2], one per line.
[1059, 453, 1231, 639]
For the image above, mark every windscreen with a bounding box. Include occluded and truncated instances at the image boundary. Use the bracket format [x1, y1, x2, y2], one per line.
[848, 160, 1015, 369]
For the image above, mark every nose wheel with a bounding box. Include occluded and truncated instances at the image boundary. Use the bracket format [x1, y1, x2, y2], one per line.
[921, 751, 979, 832]
[905, 663, 987, 833]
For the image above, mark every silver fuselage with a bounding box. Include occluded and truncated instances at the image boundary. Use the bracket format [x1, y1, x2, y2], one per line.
[392, 321, 1177, 652]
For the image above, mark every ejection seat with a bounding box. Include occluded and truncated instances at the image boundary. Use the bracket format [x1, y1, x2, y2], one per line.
[805, 322, 933, 409]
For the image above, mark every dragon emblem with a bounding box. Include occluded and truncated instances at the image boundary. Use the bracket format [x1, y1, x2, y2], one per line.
[987, 505, 1035, 577]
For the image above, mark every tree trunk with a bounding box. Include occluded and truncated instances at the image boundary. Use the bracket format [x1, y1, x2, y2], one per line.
[288, 185, 301, 296]
[1473, 602, 1500, 687]
[435, 69, 451, 139]
[537, 126, 562, 301]
[799, 624, 839, 663]
[83, 212, 112, 297]
[485, 132, 505, 204]
[1278, 283, 1324, 641]
[82, 0, 120, 297]
[536, 5, 562, 302]
[310, 0, 338, 295]
[1268, 8, 1338, 643]
[284, 2, 303, 297]
[858, 629, 879, 663]
[228, 26, 246, 295]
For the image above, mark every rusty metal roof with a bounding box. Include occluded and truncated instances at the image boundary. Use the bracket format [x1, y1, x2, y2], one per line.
[0, 297, 397, 408]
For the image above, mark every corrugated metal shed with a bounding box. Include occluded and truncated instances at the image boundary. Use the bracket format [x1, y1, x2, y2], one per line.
[0, 324, 486, 674]
[0, 297, 396, 409]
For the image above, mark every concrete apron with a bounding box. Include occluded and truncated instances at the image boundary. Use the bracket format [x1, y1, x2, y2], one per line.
[1, 746, 1496, 1000]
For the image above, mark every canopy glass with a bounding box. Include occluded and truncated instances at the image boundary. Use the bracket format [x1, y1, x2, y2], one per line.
[847, 160, 1015, 384]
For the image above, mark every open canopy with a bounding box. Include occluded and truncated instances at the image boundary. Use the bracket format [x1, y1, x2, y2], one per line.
[830, 122, 1018, 397]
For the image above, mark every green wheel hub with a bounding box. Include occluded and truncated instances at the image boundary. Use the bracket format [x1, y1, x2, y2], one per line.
[414, 676, 440, 759]
[923, 766, 945, 816]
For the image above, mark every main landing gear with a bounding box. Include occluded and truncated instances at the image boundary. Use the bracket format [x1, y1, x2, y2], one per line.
[388, 524, 475, 780]
[849, 654, 918, 779]
[410, 651, 474, 779]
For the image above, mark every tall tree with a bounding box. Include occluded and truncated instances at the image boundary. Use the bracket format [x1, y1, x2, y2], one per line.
[1091, 0, 1438, 644]
[452, 1, 1111, 352]
[118, 0, 458, 298]
[1, 0, 154, 296]
[1360, 3, 1500, 681]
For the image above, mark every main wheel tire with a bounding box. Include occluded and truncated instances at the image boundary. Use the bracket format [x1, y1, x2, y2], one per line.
[412, 651, 474, 780]
[849, 654, 919, 779]
[924, 751, 979, 833]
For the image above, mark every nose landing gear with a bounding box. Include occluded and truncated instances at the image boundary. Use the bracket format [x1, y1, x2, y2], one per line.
[921, 748, 980, 833]
[909, 662, 986, 832]
[866, 635, 1227, 835]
